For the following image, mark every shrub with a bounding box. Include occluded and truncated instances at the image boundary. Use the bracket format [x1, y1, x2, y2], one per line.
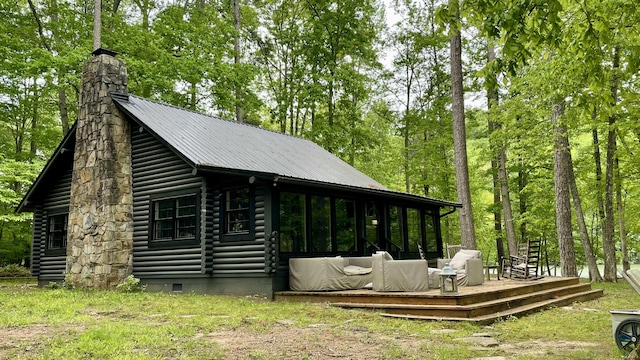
[62, 273, 75, 290]
[116, 275, 146, 293]
[0, 264, 31, 277]
[46, 281, 60, 289]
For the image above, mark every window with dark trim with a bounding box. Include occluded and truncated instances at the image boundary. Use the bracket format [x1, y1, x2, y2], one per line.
[222, 187, 254, 241]
[279, 192, 358, 255]
[388, 205, 404, 251]
[47, 213, 68, 252]
[279, 192, 306, 252]
[406, 208, 422, 253]
[335, 199, 356, 252]
[424, 210, 437, 252]
[150, 191, 199, 247]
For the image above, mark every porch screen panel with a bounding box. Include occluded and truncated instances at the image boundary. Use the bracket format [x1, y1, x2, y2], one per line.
[279, 192, 306, 252]
[388, 205, 403, 251]
[310, 196, 331, 252]
[335, 199, 356, 252]
[364, 202, 377, 245]
[406, 208, 422, 252]
[424, 211, 437, 251]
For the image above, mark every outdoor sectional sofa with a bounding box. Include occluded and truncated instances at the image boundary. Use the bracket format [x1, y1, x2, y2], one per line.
[288, 257, 374, 291]
[288, 250, 483, 292]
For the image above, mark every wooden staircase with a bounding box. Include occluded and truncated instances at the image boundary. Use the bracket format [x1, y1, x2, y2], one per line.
[274, 277, 603, 325]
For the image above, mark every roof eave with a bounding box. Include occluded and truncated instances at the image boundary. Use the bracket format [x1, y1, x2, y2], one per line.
[16, 123, 78, 213]
[194, 164, 460, 209]
[267, 175, 461, 209]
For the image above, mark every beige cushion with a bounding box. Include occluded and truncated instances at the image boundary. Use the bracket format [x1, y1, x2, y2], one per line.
[449, 249, 481, 270]
[343, 265, 372, 276]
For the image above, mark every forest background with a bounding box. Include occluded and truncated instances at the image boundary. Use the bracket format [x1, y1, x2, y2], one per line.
[0, 0, 638, 282]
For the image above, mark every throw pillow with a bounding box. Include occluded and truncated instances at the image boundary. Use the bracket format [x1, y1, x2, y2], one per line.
[343, 265, 373, 276]
[449, 250, 479, 270]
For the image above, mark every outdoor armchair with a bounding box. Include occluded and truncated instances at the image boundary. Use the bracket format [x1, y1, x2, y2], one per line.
[437, 249, 484, 286]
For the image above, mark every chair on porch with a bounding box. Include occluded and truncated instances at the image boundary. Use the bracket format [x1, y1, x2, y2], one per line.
[620, 269, 640, 295]
[446, 244, 464, 259]
[504, 238, 543, 280]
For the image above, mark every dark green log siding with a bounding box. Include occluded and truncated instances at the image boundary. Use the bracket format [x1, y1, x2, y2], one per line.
[30, 206, 43, 276]
[210, 184, 270, 274]
[38, 164, 73, 280]
[131, 127, 203, 277]
[202, 185, 218, 274]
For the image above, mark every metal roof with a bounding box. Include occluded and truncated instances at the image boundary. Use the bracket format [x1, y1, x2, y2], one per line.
[18, 93, 461, 212]
[113, 94, 461, 208]
[113, 94, 388, 190]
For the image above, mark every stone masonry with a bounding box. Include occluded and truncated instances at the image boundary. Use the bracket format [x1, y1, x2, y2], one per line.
[66, 51, 133, 288]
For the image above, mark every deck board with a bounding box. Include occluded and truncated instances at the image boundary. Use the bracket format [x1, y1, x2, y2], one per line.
[274, 277, 603, 323]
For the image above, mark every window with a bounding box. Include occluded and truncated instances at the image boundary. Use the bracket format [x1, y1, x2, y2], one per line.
[151, 192, 199, 247]
[47, 213, 68, 251]
[280, 194, 358, 254]
[224, 187, 250, 235]
[364, 202, 378, 244]
[335, 199, 356, 252]
[388, 205, 404, 251]
[406, 208, 422, 253]
[279, 192, 306, 252]
[424, 210, 437, 252]
[310, 196, 331, 252]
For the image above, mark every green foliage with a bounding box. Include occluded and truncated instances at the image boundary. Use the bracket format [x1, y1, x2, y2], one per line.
[115, 275, 146, 293]
[46, 281, 61, 290]
[62, 273, 75, 290]
[0, 0, 638, 273]
[0, 264, 31, 277]
[0, 158, 44, 266]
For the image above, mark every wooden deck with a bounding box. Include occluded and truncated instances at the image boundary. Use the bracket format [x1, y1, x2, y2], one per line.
[274, 277, 603, 325]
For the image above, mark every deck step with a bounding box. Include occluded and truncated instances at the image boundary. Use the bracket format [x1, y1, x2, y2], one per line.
[379, 289, 603, 325]
[275, 277, 604, 324]
[331, 284, 603, 321]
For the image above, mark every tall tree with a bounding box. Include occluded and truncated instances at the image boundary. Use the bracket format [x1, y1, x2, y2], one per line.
[486, 42, 512, 260]
[602, 46, 620, 282]
[552, 100, 577, 277]
[233, 0, 243, 123]
[447, 0, 476, 248]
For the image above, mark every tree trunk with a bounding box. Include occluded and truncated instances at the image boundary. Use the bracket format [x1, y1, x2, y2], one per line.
[552, 100, 577, 277]
[568, 137, 603, 282]
[233, 0, 243, 123]
[30, 84, 38, 158]
[404, 66, 412, 193]
[592, 120, 605, 254]
[486, 43, 506, 266]
[603, 46, 619, 282]
[449, 0, 476, 249]
[49, 1, 71, 135]
[59, 82, 70, 135]
[616, 156, 629, 272]
[518, 155, 528, 240]
[498, 149, 517, 256]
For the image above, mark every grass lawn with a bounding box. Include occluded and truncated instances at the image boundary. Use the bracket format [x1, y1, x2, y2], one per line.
[0, 279, 638, 359]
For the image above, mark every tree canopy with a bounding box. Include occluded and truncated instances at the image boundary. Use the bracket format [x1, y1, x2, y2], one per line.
[2, 0, 639, 280]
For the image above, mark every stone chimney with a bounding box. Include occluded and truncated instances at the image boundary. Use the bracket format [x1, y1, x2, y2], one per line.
[66, 49, 133, 288]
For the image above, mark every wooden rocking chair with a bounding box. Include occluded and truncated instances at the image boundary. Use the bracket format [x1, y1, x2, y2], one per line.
[504, 238, 543, 280]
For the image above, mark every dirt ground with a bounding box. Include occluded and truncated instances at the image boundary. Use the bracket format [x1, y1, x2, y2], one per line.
[0, 322, 603, 360]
